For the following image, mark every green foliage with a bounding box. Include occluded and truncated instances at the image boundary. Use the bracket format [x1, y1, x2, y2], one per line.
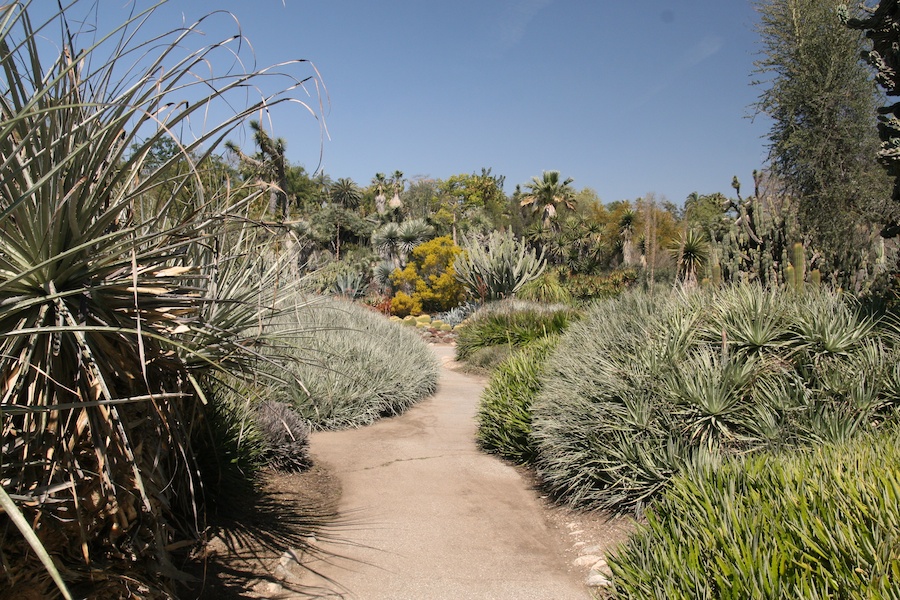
[268, 297, 439, 430]
[455, 300, 578, 362]
[754, 0, 891, 282]
[559, 269, 638, 304]
[390, 236, 465, 314]
[0, 2, 322, 595]
[609, 429, 900, 599]
[518, 270, 574, 304]
[532, 286, 900, 514]
[454, 230, 546, 302]
[477, 337, 559, 463]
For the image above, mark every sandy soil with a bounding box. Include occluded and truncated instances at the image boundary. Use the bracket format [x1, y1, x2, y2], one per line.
[187, 344, 634, 599]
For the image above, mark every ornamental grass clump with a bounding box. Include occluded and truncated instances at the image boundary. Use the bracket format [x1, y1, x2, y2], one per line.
[268, 296, 439, 430]
[0, 2, 323, 596]
[476, 336, 559, 463]
[455, 299, 578, 362]
[531, 285, 900, 514]
[609, 429, 900, 599]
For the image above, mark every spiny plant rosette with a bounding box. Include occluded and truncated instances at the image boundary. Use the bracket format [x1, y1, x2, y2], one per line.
[0, 2, 322, 597]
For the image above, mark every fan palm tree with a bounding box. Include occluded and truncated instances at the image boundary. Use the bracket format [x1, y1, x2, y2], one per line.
[520, 170, 576, 229]
[327, 178, 362, 259]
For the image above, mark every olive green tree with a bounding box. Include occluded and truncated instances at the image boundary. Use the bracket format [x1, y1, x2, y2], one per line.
[753, 0, 891, 285]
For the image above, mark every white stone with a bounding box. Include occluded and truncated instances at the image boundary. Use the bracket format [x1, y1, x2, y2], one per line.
[573, 554, 601, 567]
[586, 572, 613, 587]
[592, 559, 612, 576]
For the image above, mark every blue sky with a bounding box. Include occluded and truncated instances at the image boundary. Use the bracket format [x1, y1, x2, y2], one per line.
[41, 1, 771, 205]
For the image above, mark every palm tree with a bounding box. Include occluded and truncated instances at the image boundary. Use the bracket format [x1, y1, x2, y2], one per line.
[619, 207, 638, 266]
[331, 177, 362, 210]
[325, 178, 362, 261]
[520, 170, 576, 229]
[389, 169, 405, 211]
[372, 172, 388, 214]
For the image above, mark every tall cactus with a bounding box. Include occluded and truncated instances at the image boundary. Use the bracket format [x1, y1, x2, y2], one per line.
[712, 171, 800, 286]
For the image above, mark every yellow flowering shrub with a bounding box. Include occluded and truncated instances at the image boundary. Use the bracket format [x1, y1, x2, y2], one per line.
[390, 236, 466, 315]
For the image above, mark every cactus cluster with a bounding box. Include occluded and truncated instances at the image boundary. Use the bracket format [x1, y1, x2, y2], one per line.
[706, 172, 820, 289]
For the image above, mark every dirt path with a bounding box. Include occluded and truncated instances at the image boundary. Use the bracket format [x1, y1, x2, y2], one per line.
[295, 345, 595, 600]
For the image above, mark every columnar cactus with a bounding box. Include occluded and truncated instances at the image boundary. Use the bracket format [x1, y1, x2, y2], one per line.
[713, 172, 798, 287]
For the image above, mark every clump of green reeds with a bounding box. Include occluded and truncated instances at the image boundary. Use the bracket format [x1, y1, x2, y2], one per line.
[609, 428, 900, 598]
[455, 299, 578, 363]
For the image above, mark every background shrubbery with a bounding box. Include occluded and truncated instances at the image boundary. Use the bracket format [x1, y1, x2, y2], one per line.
[454, 300, 578, 363]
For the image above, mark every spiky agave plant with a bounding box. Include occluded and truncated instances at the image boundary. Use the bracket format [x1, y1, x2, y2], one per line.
[0, 1, 321, 597]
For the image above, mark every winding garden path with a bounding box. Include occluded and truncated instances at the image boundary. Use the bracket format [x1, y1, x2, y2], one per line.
[297, 345, 592, 599]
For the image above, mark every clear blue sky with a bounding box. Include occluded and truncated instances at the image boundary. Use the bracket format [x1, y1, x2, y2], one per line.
[41, 1, 772, 205]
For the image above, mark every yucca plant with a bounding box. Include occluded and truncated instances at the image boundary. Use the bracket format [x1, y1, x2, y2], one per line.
[0, 2, 321, 596]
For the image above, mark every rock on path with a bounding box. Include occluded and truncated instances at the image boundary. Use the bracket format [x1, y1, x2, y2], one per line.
[295, 345, 592, 600]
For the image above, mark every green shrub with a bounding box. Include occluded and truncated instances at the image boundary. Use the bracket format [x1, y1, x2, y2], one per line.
[531, 285, 900, 513]
[517, 270, 574, 305]
[609, 429, 900, 599]
[454, 230, 545, 302]
[560, 269, 638, 303]
[268, 297, 439, 429]
[455, 300, 579, 362]
[477, 336, 559, 463]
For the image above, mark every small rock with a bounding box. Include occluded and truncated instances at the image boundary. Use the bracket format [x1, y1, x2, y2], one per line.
[592, 558, 612, 576]
[573, 541, 586, 547]
[573, 554, 601, 567]
[582, 544, 603, 554]
[568, 529, 584, 536]
[586, 572, 613, 587]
